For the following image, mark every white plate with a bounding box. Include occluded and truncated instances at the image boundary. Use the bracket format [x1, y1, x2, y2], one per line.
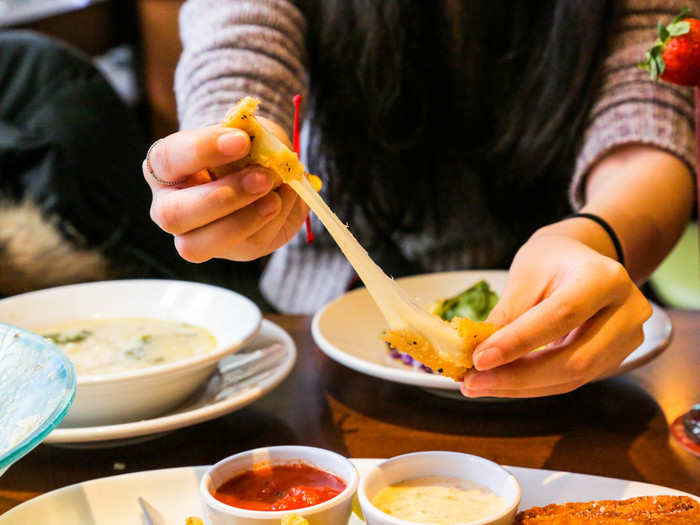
[312, 271, 673, 393]
[1, 459, 696, 524]
[42, 319, 296, 447]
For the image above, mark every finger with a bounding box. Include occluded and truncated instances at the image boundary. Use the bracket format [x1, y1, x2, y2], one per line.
[464, 306, 642, 397]
[462, 330, 643, 399]
[174, 192, 281, 263]
[142, 161, 213, 196]
[268, 189, 311, 249]
[150, 167, 276, 234]
[473, 269, 625, 371]
[461, 377, 583, 399]
[246, 184, 303, 253]
[231, 186, 308, 262]
[484, 272, 547, 329]
[249, 184, 309, 250]
[146, 126, 251, 186]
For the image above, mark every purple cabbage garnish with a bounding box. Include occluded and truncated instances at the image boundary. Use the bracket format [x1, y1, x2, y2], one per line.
[386, 341, 433, 373]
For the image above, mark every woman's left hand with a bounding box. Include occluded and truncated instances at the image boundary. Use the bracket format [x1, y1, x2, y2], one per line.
[462, 231, 653, 398]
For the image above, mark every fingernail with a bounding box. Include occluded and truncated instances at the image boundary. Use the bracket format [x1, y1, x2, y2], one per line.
[474, 348, 499, 370]
[461, 373, 483, 398]
[461, 384, 474, 398]
[217, 130, 248, 155]
[463, 371, 492, 395]
[461, 370, 474, 388]
[242, 170, 273, 194]
[256, 193, 280, 216]
[463, 389, 489, 399]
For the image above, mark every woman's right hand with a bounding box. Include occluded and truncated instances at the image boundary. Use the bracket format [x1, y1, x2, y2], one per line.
[143, 123, 308, 262]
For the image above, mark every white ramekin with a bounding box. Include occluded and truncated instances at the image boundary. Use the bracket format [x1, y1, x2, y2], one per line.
[201, 446, 359, 525]
[358, 451, 520, 525]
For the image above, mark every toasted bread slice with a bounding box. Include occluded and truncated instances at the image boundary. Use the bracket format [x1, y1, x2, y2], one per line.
[515, 495, 700, 524]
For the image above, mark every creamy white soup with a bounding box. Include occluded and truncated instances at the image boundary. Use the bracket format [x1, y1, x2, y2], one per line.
[372, 475, 504, 525]
[38, 318, 216, 376]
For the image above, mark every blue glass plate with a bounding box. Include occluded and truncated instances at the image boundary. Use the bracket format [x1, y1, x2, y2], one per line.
[0, 322, 75, 475]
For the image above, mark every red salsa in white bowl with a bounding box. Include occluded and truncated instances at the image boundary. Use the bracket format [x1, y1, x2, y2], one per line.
[201, 446, 358, 525]
[212, 462, 347, 511]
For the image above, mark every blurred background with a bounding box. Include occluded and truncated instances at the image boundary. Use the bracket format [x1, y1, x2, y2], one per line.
[1, 0, 183, 140]
[0, 0, 276, 307]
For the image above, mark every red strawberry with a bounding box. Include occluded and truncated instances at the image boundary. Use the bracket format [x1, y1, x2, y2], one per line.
[639, 7, 700, 86]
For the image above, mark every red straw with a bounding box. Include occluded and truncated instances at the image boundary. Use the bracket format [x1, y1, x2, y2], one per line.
[293, 94, 315, 243]
[293, 94, 302, 154]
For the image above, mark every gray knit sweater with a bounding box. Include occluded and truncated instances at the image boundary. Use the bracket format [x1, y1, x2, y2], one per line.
[175, 0, 697, 314]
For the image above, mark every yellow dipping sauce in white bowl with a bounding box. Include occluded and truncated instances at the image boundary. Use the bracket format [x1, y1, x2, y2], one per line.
[358, 451, 520, 525]
[372, 476, 504, 525]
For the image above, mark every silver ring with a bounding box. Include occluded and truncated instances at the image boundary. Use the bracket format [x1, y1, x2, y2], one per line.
[146, 139, 187, 186]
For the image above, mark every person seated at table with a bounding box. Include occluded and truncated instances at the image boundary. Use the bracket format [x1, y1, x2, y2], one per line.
[143, 0, 696, 397]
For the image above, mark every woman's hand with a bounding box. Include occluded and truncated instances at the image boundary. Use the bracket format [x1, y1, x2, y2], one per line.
[462, 231, 652, 398]
[143, 119, 308, 262]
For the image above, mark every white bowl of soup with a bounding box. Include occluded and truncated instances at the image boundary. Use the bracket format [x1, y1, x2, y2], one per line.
[0, 280, 262, 426]
[358, 451, 520, 525]
[201, 445, 359, 525]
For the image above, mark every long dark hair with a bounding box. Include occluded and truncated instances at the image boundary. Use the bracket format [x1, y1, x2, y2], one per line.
[298, 0, 617, 266]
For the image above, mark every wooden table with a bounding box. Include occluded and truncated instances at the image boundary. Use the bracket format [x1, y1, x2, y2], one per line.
[1, 311, 698, 513]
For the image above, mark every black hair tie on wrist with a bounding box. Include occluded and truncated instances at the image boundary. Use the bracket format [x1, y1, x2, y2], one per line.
[568, 212, 625, 268]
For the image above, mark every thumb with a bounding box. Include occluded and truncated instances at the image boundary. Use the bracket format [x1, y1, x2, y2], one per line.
[483, 279, 537, 331]
[470, 288, 530, 372]
[484, 299, 515, 329]
[473, 277, 545, 360]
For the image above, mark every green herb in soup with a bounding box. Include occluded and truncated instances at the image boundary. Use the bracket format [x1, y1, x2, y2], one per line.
[43, 329, 93, 345]
[39, 318, 216, 376]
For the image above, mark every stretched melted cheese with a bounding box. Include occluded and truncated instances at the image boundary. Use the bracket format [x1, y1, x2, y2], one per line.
[215, 98, 494, 382]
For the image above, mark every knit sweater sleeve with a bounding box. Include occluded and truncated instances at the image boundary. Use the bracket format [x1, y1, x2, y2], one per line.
[569, 0, 698, 208]
[174, 0, 308, 135]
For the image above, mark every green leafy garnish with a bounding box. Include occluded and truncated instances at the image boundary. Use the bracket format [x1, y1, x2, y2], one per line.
[430, 280, 499, 322]
[43, 330, 92, 345]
